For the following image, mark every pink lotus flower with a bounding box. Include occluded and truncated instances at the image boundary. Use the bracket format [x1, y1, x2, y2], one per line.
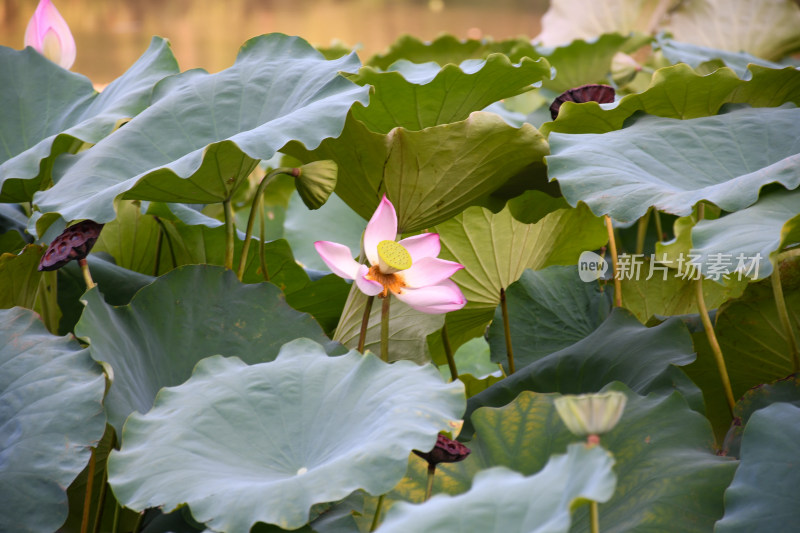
[24, 0, 76, 69]
[315, 196, 466, 314]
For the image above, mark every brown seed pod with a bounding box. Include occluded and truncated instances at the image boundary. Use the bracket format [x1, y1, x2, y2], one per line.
[549, 84, 616, 121]
[38, 220, 104, 271]
[413, 433, 471, 466]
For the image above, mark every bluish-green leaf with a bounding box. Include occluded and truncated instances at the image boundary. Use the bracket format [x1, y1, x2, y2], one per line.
[34, 34, 370, 225]
[0, 307, 106, 533]
[108, 339, 465, 532]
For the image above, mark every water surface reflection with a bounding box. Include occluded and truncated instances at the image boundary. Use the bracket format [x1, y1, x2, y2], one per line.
[1, 0, 547, 83]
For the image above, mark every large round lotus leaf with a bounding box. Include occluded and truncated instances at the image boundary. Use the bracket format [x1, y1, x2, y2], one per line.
[427, 204, 606, 366]
[688, 187, 800, 280]
[535, 0, 670, 46]
[464, 308, 701, 438]
[347, 54, 552, 133]
[548, 105, 800, 222]
[366, 34, 523, 70]
[543, 63, 800, 136]
[34, 34, 370, 225]
[107, 339, 466, 532]
[0, 244, 44, 311]
[663, 0, 800, 61]
[716, 402, 800, 532]
[392, 385, 735, 533]
[74, 264, 338, 434]
[0, 307, 106, 533]
[487, 266, 611, 371]
[377, 444, 615, 533]
[655, 37, 785, 80]
[0, 38, 178, 202]
[284, 111, 549, 233]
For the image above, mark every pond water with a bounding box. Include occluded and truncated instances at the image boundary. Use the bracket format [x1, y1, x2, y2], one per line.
[1, 0, 547, 83]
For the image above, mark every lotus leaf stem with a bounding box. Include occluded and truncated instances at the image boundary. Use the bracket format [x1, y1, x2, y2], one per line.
[604, 216, 622, 307]
[369, 494, 385, 532]
[425, 463, 436, 501]
[36, 270, 59, 334]
[223, 198, 235, 271]
[695, 279, 736, 414]
[380, 296, 390, 362]
[80, 448, 97, 533]
[442, 322, 458, 380]
[259, 205, 269, 281]
[771, 263, 800, 373]
[79, 258, 96, 289]
[636, 209, 650, 255]
[653, 209, 664, 243]
[590, 501, 600, 533]
[237, 167, 296, 280]
[358, 295, 375, 353]
[92, 468, 109, 533]
[500, 288, 516, 374]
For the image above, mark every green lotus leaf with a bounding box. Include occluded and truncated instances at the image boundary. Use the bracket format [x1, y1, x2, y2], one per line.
[427, 204, 607, 366]
[535, 33, 640, 93]
[107, 339, 465, 532]
[366, 34, 524, 70]
[392, 384, 734, 532]
[548, 105, 800, 222]
[663, 0, 800, 61]
[464, 308, 701, 438]
[283, 191, 364, 272]
[685, 271, 800, 440]
[284, 111, 549, 233]
[56, 255, 155, 335]
[543, 63, 800, 136]
[0, 244, 44, 311]
[655, 37, 786, 80]
[722, 375, 800, 458]
[347, 54, 552, 133]
[0, 307, 106, 533]
[74, 264, 338, 434]
[687, 187, 800, 280]
[619, 259, 747, 323]
[716, 403, 800, 532]
[378, 444, 616, 533]
[0, 38, 179, 203]
[487, 266, 611, 372]
[33, 34, 370, 225]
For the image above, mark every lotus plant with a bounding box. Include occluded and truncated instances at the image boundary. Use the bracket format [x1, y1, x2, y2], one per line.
[24, 0, 76, 69]
[315, 195, 466, 359]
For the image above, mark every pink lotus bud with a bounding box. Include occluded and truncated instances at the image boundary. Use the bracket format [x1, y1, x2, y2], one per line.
[24, 0, 76, 69]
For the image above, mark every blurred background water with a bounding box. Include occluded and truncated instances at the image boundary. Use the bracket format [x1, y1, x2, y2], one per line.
[1, 0, 548, 83]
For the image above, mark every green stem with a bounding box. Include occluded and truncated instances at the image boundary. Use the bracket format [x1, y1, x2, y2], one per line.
[605, 215, 622, 307]
[223, 198, 235, 271]
[635, 208, 651, 256]
[259, 204, 269, 282]
[79, 258, 96, 289]
[369, 494, 385, 532]
[425, 463, 436, 501]
[92, 468, 109, 533]
[653, 209, 664, 243]
[153, 217, 177, 270]
[358, 296, 375, 353]
[500, 288, 516, 374]
[111, 502, 120, 533]
[380, 296, 391, 362]
[442, 322, 458, 381]
[132, 511, 144, 533]
[695, 279, 736, 414]
[36, 270, 59, 335]
[80, 449, 97, 533]
[771, 263, 800, 373]
[236, 167, 296, 280]
[590, 501, 600, 533]
[153, 221, 163, 276]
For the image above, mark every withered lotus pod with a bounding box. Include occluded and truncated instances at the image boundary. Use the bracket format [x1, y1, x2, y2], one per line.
[38, 220, 104, 271]
[549, 84, 616, 121]
[413, 433, 471, 466]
